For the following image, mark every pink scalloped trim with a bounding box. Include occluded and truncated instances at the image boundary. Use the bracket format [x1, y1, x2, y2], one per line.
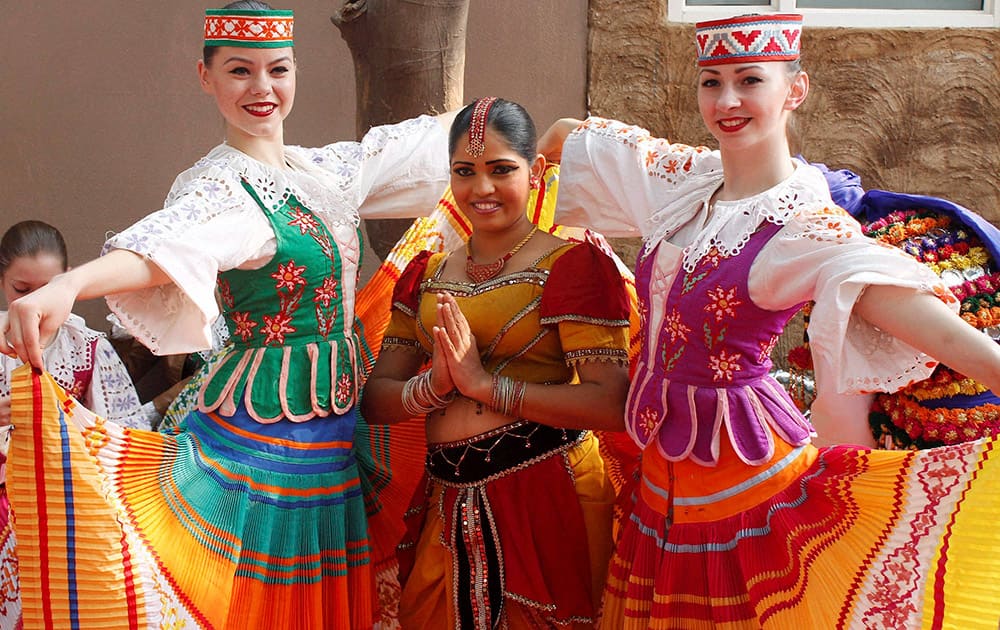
[243, 348, 282, 424]
[198, 349, 241, 413]
[196, 339, 361, 423]
[738, 387, 777, 466]
[687, 387, 727, 467]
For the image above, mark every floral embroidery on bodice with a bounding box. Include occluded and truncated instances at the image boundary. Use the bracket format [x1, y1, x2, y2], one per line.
[626, 221, 814, 466]
[198, 182, 362, 422]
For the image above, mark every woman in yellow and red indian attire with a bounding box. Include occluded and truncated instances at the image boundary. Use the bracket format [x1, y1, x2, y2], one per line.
[363, 97, 631, 629]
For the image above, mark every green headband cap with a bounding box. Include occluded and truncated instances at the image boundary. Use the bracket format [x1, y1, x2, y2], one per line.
[204, 9, 294, 48]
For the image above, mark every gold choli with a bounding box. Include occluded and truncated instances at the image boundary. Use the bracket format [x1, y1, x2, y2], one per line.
[383, 242, 630, 385]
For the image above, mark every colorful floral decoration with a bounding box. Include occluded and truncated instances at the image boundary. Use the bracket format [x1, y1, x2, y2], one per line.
[785, 302, 814, 413]
[866, 210, 1000, 449]
[787, 207, 1000, 449]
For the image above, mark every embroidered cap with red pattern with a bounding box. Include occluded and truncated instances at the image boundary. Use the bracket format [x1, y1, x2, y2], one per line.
[695, 13, 802, 67]
[204, 8, 294, 49]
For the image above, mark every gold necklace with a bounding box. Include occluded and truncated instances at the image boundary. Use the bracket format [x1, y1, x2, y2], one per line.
[465, 226, 538, 283]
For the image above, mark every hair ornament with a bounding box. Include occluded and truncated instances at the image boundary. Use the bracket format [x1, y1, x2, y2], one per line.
[466, 97, 498, 158]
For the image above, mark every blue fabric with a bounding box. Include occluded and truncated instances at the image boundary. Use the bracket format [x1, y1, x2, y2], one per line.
[805, 158, 865, 215]
[856, 190, 1000, 264]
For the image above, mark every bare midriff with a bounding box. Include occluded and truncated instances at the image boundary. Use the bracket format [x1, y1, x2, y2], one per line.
[424, 394, 522, 445]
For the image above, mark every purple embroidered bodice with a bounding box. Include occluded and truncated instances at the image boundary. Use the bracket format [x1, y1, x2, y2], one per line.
[626, 222, 814, 466]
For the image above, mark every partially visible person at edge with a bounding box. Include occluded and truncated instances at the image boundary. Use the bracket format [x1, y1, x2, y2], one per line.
[362, 97, 631, 629]
[0, 221, 149, 612]
[539, 13, 1000, 629]
[0, 2, 456, 628]
[0, 220, 146, 430]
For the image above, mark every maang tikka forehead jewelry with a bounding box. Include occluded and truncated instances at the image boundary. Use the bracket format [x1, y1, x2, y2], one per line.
[466, 97, 498, 158]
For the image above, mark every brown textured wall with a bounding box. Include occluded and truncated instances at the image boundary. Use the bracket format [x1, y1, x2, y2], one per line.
[588, 0, 1000, 224]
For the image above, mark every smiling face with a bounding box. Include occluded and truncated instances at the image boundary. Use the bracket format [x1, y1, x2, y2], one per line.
[697, 61, 808, 154]
[1, 253, 65, 306]
[197, 46, 296, 151]
[450, 127, 544, 237]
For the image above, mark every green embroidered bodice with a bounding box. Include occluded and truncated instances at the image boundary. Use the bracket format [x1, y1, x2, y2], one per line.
[198, 181, 362, 421]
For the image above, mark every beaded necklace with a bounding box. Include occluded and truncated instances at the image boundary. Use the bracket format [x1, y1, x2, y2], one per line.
[465, 226, 537, 283]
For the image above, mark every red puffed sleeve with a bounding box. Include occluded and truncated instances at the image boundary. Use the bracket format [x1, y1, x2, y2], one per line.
[539, 242, 631, 367]
[539, 242, 630, 325]
[382, 250, 434, 353]
[391, 250, 434, 318]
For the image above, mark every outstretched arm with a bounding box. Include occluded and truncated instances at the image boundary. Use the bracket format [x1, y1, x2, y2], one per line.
[1, 249, 170, 368]
[855, 284, 1000, 392]
[537, 118, 584, 164]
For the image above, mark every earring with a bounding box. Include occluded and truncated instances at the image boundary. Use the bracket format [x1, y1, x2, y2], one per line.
[529, 175, 540, 189]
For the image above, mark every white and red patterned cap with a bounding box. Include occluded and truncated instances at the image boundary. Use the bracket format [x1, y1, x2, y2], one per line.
[204, 8, 294, 48]
[695, 14, 802, 67]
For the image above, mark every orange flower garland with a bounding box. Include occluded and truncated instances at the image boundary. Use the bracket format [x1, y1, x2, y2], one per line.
[863, 212, 952, 247]
[873, 393, 1000, 447]
[902, 367, 988, 401]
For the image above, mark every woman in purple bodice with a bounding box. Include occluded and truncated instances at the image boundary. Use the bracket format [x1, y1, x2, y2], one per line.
[540, 12, 1000, 629]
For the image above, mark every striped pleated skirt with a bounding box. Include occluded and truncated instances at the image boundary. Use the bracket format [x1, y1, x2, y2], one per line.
[5, 366, 380, 629]
[600, 426, 1000, 629]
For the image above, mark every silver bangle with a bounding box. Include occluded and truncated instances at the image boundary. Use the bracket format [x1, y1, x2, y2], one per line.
[401, 370, 454, 416]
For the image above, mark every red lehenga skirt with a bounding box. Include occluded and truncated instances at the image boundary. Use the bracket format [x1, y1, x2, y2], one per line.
[397, 422, 616, 629]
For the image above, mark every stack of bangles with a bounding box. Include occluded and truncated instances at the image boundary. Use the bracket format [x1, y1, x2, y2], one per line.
[491, 374, 526, 418]
[401, 371, 456, 416]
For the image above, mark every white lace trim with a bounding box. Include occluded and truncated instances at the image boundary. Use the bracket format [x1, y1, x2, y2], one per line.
[170, 144, 360, 230]
[103, 141, 372, 262]
[0, 314, 101, 398]
[842, 305, 940, 394]
[646, 161, 833, 272]
[47, 315, 99, 383]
